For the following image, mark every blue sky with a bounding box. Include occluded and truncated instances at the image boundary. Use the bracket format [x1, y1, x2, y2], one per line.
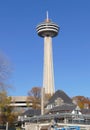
[0, 0, 90, 97]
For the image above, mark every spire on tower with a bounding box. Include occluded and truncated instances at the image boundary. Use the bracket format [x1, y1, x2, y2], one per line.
[46, 11, 49, 20]
[46, 11, 50, 22]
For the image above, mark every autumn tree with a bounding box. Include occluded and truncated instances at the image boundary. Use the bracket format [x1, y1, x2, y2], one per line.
[45, 93, 52, 103]
[27, 87, 41, 109]
[0, 52, 16, 126]
[0, 91, 16, 125]
[72, 96, 90, 109]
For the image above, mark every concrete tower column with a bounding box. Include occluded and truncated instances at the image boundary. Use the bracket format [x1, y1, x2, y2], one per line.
[43, 36, 54, 95]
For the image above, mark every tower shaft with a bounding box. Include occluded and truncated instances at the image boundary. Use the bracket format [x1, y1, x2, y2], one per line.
[43, 36, 54, 95]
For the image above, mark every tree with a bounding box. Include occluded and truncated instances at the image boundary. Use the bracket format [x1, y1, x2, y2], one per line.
[45, 93, 52, 103]
[0, 91, 16, 125]
[0, 52, 11, 91]
[27, 87, 41, 109]
[72, 96, 90, 109]
[27, 86, 52, 114]
[0, 52, 16, 126]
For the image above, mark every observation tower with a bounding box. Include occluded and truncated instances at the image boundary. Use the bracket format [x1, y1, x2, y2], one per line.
[36, 12, 59, 96]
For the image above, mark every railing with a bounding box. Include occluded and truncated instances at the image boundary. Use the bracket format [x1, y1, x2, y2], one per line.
[22, 113, 90, 120]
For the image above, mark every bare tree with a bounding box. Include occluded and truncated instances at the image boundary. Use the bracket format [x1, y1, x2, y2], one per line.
[27, 87, 41, 109]
[0, 52, 16, 126]
[0, 52, 11, 91]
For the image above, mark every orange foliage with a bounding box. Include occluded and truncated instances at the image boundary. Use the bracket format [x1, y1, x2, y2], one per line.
[72, 96, 90, 109]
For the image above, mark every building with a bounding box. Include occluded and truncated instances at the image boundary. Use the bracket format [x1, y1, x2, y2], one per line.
[18, 90, 90, 130]
[36, 12, 59, 96]
[10, 96, 32, 113]
[45, 90, 75, 113]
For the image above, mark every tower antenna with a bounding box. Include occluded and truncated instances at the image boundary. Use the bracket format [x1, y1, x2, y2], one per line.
[46, 11, 49, 20]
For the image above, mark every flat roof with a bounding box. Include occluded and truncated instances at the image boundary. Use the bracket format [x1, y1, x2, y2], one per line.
[11, 96, 27, 102]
